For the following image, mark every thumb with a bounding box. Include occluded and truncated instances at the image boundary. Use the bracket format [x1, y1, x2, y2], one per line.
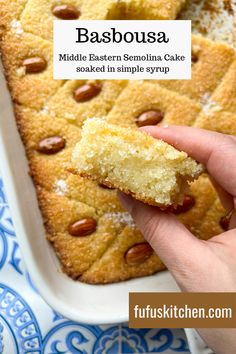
[119, 193, 207, 281]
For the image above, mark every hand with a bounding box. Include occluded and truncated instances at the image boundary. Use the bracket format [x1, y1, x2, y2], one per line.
[118, 125, 236, 354]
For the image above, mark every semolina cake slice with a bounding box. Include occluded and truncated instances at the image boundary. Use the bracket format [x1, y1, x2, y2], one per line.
[106, 81, 202, 128]
[15, 105, 122, 214]
[0, 0, 27, 37]
[158, 35, 235, 101]
[46, 80, 127, 127]
[0, 31, 63, 110]
[38, 189, 121, 278]
[194, 198, 228, 241]
[80, 225, 165, 284]
[194, 110, 236, 136]
[176, 174, 217, 235]
[71, 118, 203, 207]
[207, 60, 236, 114]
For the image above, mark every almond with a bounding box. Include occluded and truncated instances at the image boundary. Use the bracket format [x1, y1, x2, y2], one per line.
[74, 83, 102, 102]
[22, 57, 47, 73]
[52, 5, 80, 20]
[68, 218, 97, 236]
[136, 110, 164, 127]
[191, 53, 198, 63]
[37, 136, 66, 154]
[125, 243, 153, 265]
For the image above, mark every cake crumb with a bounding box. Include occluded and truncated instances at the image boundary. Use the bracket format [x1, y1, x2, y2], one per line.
[40, 105, 49, 115]
[64, 112, 76, 121]
[40, 105, 56, 117]
[54, 179, 68, 196]
[11, 20, 23, 35]
[16, 67, 26, 77]
[201, 93, 222, 115]
[104, 212, 135, 228]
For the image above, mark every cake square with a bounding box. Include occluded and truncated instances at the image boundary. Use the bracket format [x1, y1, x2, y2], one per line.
[195, 110, 236, 136]
[31, 152, 123, 214]
[15, 106, 81, 151]
[106, 81, 202, 127]
[0, 31, 63, 110]
[209, 60, 236, 114]
[178, 175, 217, 235]
[38, 189, 119, 278]
[47, 80, 127, 127]
[80, 226, 164, 284]
[21, 0, 85, 41]
[158, 35, 235, 101]
[0, 0, 27, 36]
[194, 198, 226, 241]
[15, 106, 122, 214]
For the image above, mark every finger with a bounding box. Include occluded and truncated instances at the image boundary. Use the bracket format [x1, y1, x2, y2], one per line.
[209, 176, 234, 211]
[118, 193, 206, 279]
[230, 212, 236, 229]
[141, 125, 236, 197]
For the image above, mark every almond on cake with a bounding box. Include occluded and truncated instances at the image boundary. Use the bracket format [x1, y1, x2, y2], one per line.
[71, 118, 203, 207]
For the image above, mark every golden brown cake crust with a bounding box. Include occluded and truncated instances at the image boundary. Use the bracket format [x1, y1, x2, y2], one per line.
[73, 170, 171, 208]
[71, 167, 200, 209]
[0, 1, 235, 284]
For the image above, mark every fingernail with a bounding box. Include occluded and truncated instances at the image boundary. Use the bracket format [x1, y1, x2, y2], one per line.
[117, 192, 134, 213]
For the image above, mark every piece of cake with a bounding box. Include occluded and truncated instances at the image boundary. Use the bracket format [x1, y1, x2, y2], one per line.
[106, 80, 202, 128]
[158, 35, 235, 100]
[0, 30, 63, 110]
[71, 118, 203, 207]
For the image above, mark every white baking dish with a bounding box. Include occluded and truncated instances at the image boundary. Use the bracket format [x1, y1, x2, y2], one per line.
[0, 61, 181, 324]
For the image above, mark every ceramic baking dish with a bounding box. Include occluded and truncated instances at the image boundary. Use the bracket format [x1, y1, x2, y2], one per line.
[0, 62, 181, 324]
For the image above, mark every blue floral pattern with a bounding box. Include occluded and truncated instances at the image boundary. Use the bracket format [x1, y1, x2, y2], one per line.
[0, 174, 190, 354]
[0, 283, 42, 353]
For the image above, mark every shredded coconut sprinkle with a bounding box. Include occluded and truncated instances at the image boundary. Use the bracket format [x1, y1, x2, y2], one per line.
[11, 20, 23, 35]
[104, 212, 135, 228]
[54, 179, 68, 196]
[201, 93, 222, 115]
[64, 112, 76, 121]
[39, 105, 49, 115]
[39, 105, 56, 117]
[16, 67, 26, 77]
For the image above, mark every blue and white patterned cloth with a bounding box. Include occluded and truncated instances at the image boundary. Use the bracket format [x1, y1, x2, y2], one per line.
[0, 174, 190, 354]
